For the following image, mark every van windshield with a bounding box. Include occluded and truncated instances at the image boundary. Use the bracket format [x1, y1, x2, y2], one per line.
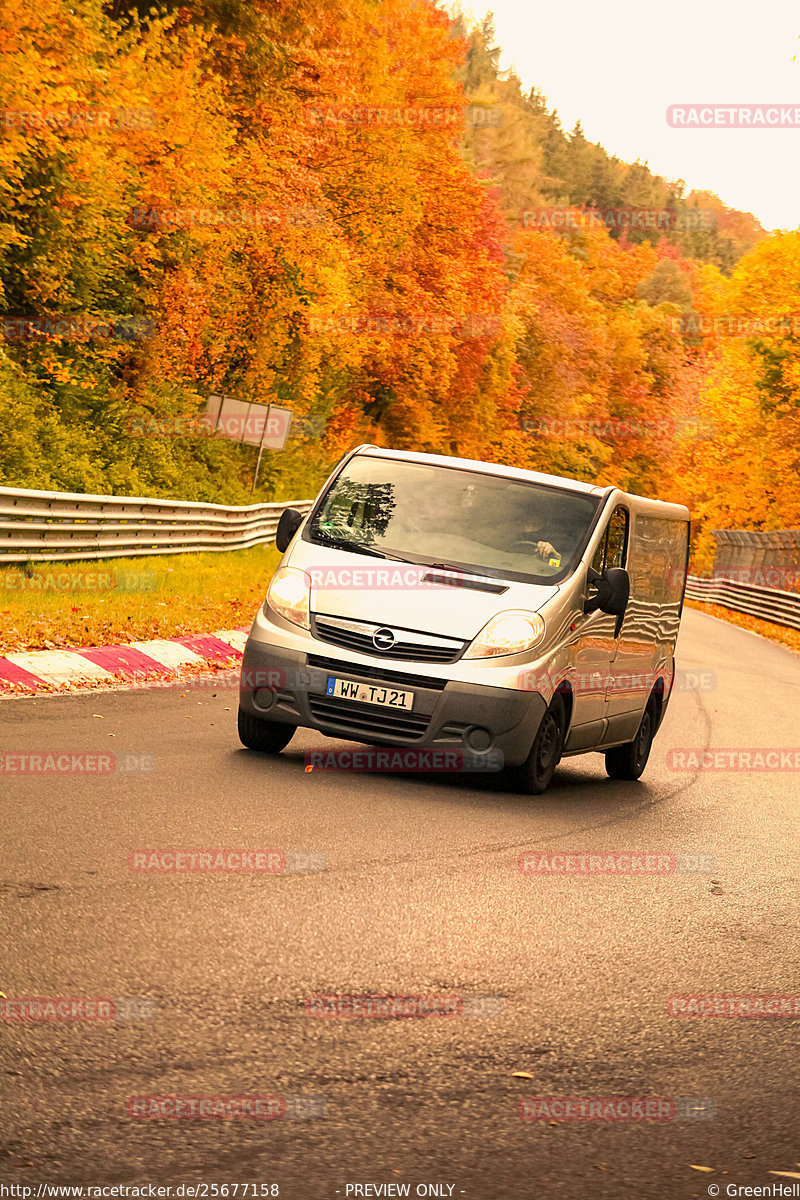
[306, 456, 601, 585]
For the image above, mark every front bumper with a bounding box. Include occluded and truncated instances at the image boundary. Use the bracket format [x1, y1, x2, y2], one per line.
[238, 637, 547, 769]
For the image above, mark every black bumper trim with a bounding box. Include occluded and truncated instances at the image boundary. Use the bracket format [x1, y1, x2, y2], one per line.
[239, 639, 547, 768]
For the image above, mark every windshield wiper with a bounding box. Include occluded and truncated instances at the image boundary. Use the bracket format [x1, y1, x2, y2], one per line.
[312, 532, 406, 560]
[422, 560, 507, 584]
[425, 560, 468, 574]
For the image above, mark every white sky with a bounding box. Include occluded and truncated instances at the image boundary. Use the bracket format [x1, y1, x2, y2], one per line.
[458, 0, 800, 231]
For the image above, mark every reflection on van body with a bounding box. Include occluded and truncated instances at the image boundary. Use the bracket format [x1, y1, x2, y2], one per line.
[238, 445, 690, 794]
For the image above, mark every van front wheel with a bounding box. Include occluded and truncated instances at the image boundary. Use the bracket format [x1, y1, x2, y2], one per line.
[604, 698, 656, 781]
[238, 706, 296, 754]
[516, 693, 566, 795]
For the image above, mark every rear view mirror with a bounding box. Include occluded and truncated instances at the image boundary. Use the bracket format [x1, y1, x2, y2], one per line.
[601, 567, 630, 616]
[275, 507, 304, 553]
[584, 566, 630, 636]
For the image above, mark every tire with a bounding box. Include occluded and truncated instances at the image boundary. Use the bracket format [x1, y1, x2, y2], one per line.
[238, 706, 296, 754]
[515, 693, 566, 795]
[604, 697, 657, 781]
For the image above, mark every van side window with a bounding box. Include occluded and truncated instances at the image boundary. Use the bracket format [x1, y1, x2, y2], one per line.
[591, 506, 629, 573]
[606, 506, 629, 568]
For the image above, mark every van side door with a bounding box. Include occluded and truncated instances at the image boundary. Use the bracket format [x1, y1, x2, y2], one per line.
[564, 505, 629, 751]
[604, 507, 659, 740]
[604, 513, 691, 742]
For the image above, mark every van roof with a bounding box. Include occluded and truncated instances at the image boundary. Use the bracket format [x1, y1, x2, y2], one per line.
[352, 445, 608, 496]
[350, 446, 690, 519]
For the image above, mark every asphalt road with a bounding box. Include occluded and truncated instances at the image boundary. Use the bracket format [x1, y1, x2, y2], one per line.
[3, 607, 800, 1200]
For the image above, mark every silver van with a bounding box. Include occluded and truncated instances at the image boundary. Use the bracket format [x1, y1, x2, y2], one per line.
[238, 446, 690, 793]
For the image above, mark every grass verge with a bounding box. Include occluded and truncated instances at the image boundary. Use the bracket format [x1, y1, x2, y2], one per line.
[0, 545, 281, 654]
[685, 599, 800, 657]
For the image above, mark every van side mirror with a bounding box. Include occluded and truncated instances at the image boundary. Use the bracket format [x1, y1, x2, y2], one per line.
[275, 507, 304, 553]
[584, 566, 630, 636]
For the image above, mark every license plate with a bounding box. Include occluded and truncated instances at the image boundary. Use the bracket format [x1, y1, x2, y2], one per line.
[325, 676, 414, 710]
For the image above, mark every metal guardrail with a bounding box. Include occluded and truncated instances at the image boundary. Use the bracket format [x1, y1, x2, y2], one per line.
[0, 486, 313, 563]
[685, 574, 800, 632]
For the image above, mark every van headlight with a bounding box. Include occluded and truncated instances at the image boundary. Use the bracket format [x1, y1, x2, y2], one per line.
[463, 610, 545, 659]
[265, 567, 311, 630]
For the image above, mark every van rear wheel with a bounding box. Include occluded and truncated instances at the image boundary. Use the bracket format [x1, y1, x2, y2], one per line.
[238, 706, 296, 754]
[605, 698, 656, 781]
[515, 693, 566, 796]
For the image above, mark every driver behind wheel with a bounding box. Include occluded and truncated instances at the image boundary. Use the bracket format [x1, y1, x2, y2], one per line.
[518, 509, 561, 566]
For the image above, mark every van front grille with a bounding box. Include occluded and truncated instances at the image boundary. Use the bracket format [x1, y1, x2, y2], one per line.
[312, 614, 465, 664]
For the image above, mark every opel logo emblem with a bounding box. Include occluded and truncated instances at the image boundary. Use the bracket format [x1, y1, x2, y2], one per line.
[372, 627, 396, 650]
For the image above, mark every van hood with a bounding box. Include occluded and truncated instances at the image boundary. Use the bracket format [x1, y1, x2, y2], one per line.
[287, 540, 559, 641]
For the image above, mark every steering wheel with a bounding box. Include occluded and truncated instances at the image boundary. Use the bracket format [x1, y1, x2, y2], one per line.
[510, 538, 549, 556]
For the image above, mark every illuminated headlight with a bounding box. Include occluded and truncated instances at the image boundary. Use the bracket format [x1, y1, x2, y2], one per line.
[265, 567, 311, 630]
[463, 610, 545, 659]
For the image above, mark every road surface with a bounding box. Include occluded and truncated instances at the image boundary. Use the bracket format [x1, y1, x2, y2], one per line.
[3, 608, 800, 1199]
